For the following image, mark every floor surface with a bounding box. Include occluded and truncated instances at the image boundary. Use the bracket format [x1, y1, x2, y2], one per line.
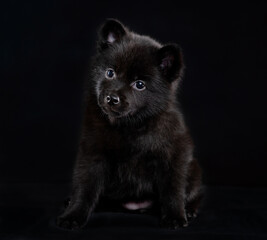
[1, 184, 266, 240]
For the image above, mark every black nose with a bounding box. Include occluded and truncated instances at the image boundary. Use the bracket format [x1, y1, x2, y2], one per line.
[106, 94, 120, 105]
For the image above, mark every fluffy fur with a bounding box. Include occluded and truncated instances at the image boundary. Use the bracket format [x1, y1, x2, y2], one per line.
[57, 19, 203, 230]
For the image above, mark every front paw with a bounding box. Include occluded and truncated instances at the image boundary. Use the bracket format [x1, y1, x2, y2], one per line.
[160, 215, 188, 229]
[56, 209, 88, 230]
[186, 209, 198, 220]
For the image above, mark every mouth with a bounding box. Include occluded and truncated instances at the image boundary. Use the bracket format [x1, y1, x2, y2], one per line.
[101, 106, 131, 119]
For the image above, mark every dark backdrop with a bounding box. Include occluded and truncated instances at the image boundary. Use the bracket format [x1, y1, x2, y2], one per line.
[2, 1, 267, 187]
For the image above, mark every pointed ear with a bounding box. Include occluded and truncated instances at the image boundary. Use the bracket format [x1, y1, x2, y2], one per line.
[98, 19, 128, 50]
[157, 44, 184, 82]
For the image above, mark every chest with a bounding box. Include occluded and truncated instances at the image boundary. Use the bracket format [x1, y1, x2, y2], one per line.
[104, 151, 161, 199]
[100, 128, 172, 199]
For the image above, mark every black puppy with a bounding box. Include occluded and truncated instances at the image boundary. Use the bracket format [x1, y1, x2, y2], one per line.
[57, 19, 202, 230]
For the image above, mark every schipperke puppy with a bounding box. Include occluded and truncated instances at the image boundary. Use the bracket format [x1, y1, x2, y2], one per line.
[57, 19, 202, 230]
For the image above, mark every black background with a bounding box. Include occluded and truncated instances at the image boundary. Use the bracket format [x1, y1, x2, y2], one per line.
[2, 1, 267, 188]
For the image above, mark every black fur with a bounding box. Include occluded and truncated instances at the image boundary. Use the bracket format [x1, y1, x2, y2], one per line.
[57, 19, 203, 230]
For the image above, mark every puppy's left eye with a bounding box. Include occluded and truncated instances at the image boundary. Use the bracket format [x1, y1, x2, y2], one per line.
[132, 80, 146, 91]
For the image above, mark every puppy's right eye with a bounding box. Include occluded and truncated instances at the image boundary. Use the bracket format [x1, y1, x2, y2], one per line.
[105, 69, 115, 79]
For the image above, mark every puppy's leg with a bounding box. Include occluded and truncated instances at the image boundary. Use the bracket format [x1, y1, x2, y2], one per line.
[57, 154, 105, 230]
[158, 165, 188, 229]
[185, 159, 203, 219]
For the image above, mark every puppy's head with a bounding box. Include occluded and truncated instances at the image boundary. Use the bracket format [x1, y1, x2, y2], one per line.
[92, 19, 184, 124]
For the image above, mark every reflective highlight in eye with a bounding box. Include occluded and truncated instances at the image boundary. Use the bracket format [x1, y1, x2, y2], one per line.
[132, 80, 146, 91]
[105, 69, 115, 79]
